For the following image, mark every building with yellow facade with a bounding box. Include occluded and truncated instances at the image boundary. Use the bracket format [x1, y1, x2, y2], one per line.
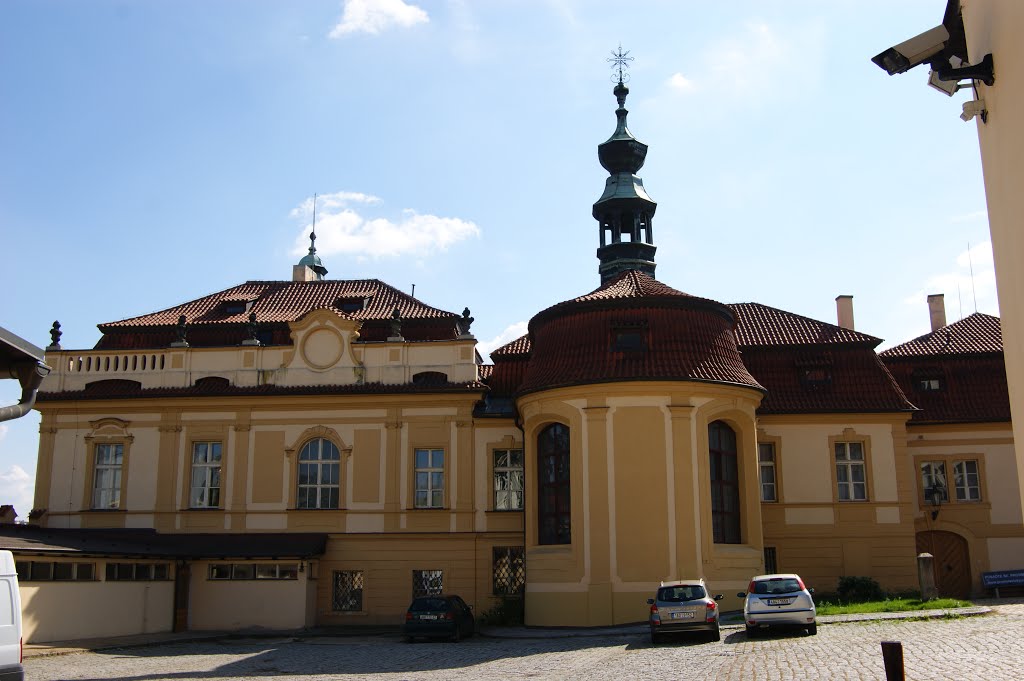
[4, 50, 1023, 643]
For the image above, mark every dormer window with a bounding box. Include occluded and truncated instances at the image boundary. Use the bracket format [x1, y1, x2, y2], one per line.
[913, 369, 944, 392]
[335, 297, 369, 314]
[611, 322, 647, 353]
[413, 371, 448, 386]
[222, 299, 254, 315]
[796, 355, 833, 389]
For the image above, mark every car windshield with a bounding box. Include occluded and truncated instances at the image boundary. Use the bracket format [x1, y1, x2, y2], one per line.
[657, 585, 705, 602]
[409, 598, 449, 612]
[754, 579, 802, 595]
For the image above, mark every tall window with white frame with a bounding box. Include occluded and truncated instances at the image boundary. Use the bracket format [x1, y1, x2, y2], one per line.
[190, 442, 222, 508]
[758, 442, 777, 502]
[297, 438, 340, 509]
[953, 460, 981, 501]
[835, 441, 867, 501]
[414, 449, 444, 508]
[92, 443, 124, 509]
[493, 448, 524, 511]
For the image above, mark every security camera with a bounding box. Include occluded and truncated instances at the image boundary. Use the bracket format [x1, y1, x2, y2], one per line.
[872, 25, 950, 75]
[961, 99, 987, 123]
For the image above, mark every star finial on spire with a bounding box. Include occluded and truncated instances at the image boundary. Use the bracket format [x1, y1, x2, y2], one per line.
[608, 44, 633, 85]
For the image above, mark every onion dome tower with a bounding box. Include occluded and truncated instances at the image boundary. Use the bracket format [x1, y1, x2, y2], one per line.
[594, 47, 657, 284]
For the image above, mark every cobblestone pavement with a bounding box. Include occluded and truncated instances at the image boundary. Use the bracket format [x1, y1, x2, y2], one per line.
[25, 602, 1024, 681]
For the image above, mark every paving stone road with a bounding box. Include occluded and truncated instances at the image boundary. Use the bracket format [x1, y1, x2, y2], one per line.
[25, 602, 1024, 680]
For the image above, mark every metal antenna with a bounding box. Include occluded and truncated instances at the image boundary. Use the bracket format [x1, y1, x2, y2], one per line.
[957, 282, 963, 321]
[968, 242, 978, 313]
[608, 44, 633, 85]
[312, 193, 318, 242]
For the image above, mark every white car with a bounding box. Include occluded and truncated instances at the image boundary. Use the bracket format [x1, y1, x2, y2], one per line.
[738, 573, 817, 637]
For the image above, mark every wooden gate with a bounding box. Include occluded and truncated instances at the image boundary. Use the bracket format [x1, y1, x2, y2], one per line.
[916, 531, 971, 598]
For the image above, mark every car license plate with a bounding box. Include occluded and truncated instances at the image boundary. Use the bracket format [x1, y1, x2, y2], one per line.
[766, 598, 794, 606]
[420, 614, 439, 620]
[671, 611, 694, 619]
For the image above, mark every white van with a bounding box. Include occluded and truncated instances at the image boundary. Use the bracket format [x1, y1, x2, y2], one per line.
[0, 551, 22, 680]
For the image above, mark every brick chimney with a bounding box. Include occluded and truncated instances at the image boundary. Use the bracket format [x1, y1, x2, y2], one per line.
[927, 294, 947, 332]
[836, 295, 855, 330]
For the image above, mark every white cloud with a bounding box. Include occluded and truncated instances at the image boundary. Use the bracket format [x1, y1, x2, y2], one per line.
[0, 465, 34, 519]
[904, 241, 999, 320]
[667, 72, 696, 93]
[654, 21, 824, 104]
[291, 192, 480, 259]
[329, 0, 428, 38]
[476, 321, 528, 361]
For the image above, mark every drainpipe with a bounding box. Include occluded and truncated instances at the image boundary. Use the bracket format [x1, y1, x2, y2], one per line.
[0, 360, 50, 423]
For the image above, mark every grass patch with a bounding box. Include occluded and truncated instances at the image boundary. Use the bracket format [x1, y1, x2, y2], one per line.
[816, 597, 972, 616]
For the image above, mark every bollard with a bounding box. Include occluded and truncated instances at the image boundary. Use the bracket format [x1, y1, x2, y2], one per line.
[881, 640, 905, 681]
[917, 552, 937, 601]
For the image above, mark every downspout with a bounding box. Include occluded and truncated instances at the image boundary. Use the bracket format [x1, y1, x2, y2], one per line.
[0, 360, 50, 423]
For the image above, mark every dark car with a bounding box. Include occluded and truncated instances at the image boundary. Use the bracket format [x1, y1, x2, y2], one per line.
[402, 594, 475, 642]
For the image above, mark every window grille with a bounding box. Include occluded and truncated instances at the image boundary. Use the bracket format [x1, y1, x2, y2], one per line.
[333, 571, 364, 611]
[492, 546, 525, 596]
[412, 569, 443, 598]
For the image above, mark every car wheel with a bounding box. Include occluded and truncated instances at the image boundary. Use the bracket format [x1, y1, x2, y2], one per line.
[745, 625, 758, 639]
[709, 626, 721, 642]
[807, 624, 817, 636]
[650, 631, 660, 645]
[451, 626, 462, 643]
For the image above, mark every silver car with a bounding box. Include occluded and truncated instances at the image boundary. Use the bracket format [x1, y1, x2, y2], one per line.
[738, 573, 817, 637]
[647, 579, 723, 643]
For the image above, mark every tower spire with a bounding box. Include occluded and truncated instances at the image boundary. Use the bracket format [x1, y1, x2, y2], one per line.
[294, 193, 329, 281]
[593, 47, 657, 284]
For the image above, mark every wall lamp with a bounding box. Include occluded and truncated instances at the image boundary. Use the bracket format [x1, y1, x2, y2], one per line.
[925, 482, 946, 521]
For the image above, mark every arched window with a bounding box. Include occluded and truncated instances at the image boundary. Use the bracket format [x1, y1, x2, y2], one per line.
[709, 421, 740, 544]
[297, 438, 340, 509]
[538, 423, 571, 545]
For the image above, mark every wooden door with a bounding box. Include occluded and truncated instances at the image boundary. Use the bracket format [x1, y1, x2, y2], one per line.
[916, 531, 971, 598]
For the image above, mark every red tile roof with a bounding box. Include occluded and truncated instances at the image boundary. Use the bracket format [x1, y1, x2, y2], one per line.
[730, 303, 881, 347]
[94, 279, 463, 349]
[519, 271, 763, 395]
[490, 335, 531, 357]
[879, 313, 1002, 358]
[727, 303, 911, 414]
[738, 347, 914, 414]
[881, 314, 1009, 424]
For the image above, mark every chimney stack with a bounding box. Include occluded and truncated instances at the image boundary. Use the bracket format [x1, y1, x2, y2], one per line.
[836, 295, 855, 330]
[927, 294, 947, 332]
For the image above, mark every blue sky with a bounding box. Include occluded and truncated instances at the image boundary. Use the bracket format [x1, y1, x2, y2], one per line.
[0, 0, 996, 516]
